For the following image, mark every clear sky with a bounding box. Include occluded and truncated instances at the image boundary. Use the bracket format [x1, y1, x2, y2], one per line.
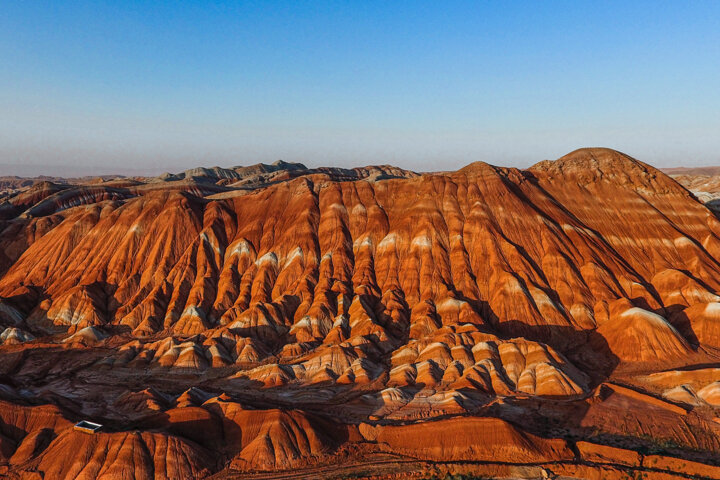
[1, 1, 719, 175]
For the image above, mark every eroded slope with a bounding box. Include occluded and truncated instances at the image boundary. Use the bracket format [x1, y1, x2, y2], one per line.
[3, 148, 720, 479]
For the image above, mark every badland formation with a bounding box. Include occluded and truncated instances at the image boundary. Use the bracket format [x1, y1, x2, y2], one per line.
[3, 148, 720, 478]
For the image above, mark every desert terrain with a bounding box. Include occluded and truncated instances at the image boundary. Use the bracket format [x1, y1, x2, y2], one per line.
[3, 148, 720, 479]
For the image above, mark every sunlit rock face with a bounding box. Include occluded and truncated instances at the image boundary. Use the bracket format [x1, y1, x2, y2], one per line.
[4, 149, 720, 479]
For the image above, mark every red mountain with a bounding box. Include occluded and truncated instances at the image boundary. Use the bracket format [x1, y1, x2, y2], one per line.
[3, 148, 720, 479]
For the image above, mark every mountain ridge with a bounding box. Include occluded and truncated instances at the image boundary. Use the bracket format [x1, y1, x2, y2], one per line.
[3, 148, 720, 478]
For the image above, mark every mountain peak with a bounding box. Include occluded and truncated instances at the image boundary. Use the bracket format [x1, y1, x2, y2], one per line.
[530, 147, 687, 195]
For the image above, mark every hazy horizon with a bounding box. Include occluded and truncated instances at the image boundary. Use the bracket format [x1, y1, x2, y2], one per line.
[2, 1, 719, 175]
[2, 146, 719, 179]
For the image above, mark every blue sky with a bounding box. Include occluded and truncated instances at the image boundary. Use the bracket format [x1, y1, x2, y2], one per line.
[1, 1, 719, 175]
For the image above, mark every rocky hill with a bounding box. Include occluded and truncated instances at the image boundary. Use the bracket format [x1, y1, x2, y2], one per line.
[3, 148, 720, 479]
